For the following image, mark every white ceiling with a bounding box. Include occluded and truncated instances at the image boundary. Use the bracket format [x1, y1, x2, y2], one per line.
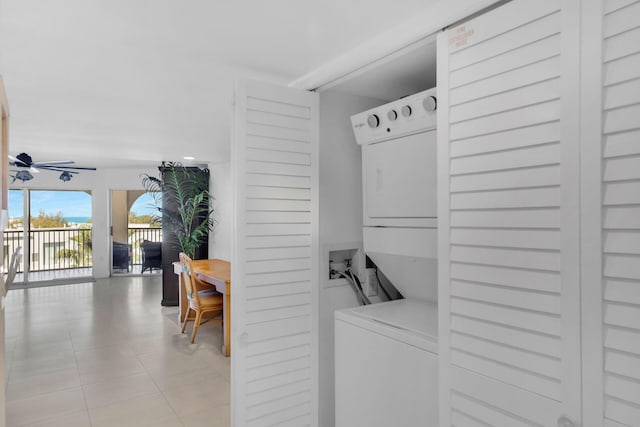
[0, 0, 436, 169]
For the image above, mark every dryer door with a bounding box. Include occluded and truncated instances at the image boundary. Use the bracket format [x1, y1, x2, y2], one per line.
[363, 130, 437, 223]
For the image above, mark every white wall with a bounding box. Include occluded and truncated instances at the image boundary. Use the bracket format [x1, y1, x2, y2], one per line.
[111, 190, 128, 243]
[0, 72, 7, 427]
[10, 166, 158, 278]
[318, 90, 384, 427]
[210, 161, 232, 261]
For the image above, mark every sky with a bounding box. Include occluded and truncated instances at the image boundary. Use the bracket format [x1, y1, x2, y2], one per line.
[129, 193, 158, 217]
[8, 190, 156, 219]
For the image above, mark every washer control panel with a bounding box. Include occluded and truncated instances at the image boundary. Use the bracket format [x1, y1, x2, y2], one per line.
[351, 87, 437, 145]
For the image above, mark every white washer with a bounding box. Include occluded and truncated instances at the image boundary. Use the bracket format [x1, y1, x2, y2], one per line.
[335, 299, 438, 427]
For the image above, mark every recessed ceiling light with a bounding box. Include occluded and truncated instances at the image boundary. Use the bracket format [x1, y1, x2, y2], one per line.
[183, 156, 195, 161]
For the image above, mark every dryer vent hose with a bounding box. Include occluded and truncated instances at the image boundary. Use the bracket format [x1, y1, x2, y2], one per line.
[335, 269, 371, 306]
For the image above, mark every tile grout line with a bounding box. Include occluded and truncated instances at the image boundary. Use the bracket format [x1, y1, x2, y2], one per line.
[72, 322, 94, 427]
[137, 317, 187, 427]
[5, 317, 86, 425]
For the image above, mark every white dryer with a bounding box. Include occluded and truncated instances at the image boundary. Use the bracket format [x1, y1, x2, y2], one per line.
[352, 87, 438, 303]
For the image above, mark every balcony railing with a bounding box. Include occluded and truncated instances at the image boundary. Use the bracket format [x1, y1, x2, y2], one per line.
[3, 227, 92, 273]
[3, 226, 162, 274]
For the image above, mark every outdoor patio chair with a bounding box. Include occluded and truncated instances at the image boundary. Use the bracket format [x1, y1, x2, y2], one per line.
[140, 240, 162, 273]
[112, 241, 131, 272]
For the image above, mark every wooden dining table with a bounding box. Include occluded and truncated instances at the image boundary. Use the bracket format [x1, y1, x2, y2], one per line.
[173, 259, 231, 357]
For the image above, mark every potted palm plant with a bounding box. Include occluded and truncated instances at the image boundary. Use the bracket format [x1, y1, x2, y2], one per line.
[141, 162, 214, 305]
[142, 161, 213, 258]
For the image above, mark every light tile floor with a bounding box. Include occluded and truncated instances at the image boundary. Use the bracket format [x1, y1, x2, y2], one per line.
[13, 265, 161, 286]
[4, 276, 230, 427]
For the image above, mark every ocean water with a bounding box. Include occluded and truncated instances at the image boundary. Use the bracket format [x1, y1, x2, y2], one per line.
[65, 216, 91, 224]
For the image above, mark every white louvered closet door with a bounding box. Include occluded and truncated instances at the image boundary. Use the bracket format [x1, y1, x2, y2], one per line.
[599, 2, 640, 425]
[437, 0, 582, 425]
[232, 80, 319, 427]
[582, 0, 640, 426]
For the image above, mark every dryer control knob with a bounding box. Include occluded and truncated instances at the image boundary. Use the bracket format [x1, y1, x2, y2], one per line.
[423, 96, 437, 112]
[367, 114, 380, 128]
[401, 105, 412, 117]
[387, 110, 398, 121]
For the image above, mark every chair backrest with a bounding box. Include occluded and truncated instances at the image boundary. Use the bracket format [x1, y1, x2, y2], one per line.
[2, 246, 22, 296]
[179, 252, 201, 307]
[141, 240, 161, 258]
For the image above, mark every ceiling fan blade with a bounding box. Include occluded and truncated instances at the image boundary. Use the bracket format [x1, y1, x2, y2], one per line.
[37, 166, 79, 174]
[31, 160, 75, 166]
[9, 153, 95, 174]
[39, 165, 96, 171]
[8, 154, 28, 167]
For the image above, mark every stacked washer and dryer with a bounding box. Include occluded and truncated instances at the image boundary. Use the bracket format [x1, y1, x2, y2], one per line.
[335, 88, 439, 426]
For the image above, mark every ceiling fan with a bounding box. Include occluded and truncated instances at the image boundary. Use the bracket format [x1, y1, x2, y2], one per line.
[9, 152, 96, 182]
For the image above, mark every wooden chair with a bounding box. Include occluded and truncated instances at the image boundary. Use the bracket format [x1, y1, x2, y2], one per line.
[179, 253, 223, 343]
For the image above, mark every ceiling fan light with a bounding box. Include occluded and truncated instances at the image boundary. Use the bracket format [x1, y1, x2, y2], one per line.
[13, 170, 34, 182]
[59, 171, 72, 182]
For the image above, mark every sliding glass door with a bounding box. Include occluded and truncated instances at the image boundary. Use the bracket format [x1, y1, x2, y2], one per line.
[4, 189, 93, 284]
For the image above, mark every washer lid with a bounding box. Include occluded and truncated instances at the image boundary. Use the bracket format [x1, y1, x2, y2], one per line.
[348, 299, 438, 343]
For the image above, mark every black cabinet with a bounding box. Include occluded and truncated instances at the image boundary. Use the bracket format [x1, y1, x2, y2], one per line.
[160, 166, 209, 306]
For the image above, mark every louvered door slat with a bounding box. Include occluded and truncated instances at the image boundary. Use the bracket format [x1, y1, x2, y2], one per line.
[247, 380, 311, 411]
[233, 80, 318, 427]
[451, 228, 561, 250]
[451, 280, 560, 313]
[438, 0, 581, 424]
[450, 367, 559, 426]
[605, 398, 640, 426]
[246, 148, 310, 165]
[448, 0, 559, 70]
[245, 345, 310, 370]
[605, 0, 637, 13]
[450, 142, 560, 174]
[451, 315, 562, 358]
[451, 245, 560, 270]
[247, 123, 311, 143]
[246, 186, 310, 200]
[604, 53, 640, 86]
[451, 263, 561, 293]
[451, 165, 561, 192]
[450, 33, 561, 89]
[605, 279, 640, 304]
[450, 121, 561, 157]
[451, 392, 543, 427]
[247, 334, 310, 358]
